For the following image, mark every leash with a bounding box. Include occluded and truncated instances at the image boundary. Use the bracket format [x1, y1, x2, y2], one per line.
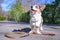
[4, 32, 29, 39]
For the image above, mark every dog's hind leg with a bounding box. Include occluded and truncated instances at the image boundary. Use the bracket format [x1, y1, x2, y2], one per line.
[40, 18, 43, 31]
[40, 23, 43, 31]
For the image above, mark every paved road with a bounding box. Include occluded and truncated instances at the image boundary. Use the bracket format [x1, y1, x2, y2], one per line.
[0, 21, 60, 40]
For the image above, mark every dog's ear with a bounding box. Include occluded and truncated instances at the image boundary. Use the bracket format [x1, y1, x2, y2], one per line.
[39, 4, 46, 12]
[33, 2, 36, 5]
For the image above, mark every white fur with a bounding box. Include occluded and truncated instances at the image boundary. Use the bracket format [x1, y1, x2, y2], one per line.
[29, 5, 43, 34]
[29, 12, 43, 34]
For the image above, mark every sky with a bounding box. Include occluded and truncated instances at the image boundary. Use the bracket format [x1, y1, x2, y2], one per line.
[30, 0, 55, 6]
[1, 0, 16, 11]
[1, 0, 55, 12]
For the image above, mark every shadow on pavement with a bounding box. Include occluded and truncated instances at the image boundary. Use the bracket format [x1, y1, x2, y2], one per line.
[12, 28, 31, 33]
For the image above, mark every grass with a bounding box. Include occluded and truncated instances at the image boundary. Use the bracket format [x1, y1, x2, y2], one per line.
[0, 16, 5, 21]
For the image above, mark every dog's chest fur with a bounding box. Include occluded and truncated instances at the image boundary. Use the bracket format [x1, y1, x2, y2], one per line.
[30, 12, 42, 22]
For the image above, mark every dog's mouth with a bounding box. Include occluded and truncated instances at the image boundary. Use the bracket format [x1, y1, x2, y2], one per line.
[30, 9, 37, 14]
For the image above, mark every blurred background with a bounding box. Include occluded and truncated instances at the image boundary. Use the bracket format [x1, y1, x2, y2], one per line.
[0, 0, 60, 24]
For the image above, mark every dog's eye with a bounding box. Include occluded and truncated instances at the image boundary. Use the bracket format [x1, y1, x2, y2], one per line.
[35, 6, 38, 8]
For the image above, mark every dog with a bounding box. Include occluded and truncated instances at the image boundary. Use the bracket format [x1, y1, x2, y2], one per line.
[29, 4, 45, 34]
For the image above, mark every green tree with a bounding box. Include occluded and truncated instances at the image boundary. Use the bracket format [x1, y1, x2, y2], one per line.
[8, 0, 24, 21]
[43, 0, 60, 24]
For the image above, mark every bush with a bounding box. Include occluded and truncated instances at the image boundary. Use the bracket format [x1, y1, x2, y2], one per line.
[7, 12, 15, 21]
[19, 11, 30, 23]
[0, 16, 5, 21]
[55, 20, 60, 24]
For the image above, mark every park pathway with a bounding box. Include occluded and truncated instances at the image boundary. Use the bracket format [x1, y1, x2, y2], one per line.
[0, 21, 60, 40]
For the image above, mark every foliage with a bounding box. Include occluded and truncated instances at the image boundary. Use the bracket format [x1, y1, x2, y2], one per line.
[7, 0, 24, 21]
[7, 10, 15, 21]
[19, 11, 30, 22]
[7, 0, 60, 24]
[42, 0, 60, 24]
[0, 16, 4, 21]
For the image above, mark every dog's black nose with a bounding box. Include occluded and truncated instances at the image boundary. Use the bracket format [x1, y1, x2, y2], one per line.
[31, 6, 33, 8]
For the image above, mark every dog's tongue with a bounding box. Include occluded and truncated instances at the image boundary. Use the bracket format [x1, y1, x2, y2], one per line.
[31, 10, 36, 14]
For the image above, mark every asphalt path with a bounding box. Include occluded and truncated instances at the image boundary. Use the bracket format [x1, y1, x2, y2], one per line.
[0, 21, 60, 40]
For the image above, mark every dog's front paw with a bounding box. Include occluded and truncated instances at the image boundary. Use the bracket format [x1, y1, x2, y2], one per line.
[29, 31, 33, 34]
[29, 31, 37, 34]
[37, 31, 42, 34]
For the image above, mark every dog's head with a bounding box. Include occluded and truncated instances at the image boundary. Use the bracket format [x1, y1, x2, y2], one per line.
[31, 4, 40, 14]
[31, 4, 39, 11]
